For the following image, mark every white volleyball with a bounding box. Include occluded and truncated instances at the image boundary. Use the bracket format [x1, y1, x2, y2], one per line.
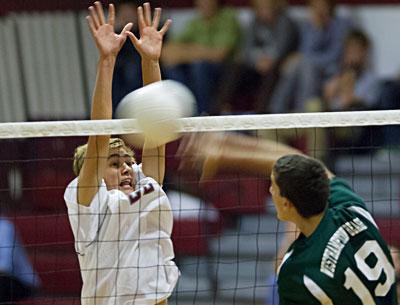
[115, 80, 195, 147]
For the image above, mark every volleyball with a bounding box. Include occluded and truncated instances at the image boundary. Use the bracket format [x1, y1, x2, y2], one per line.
[115, 80, 195, 147]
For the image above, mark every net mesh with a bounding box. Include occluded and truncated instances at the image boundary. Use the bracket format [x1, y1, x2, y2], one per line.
[1, 112, 400, 305]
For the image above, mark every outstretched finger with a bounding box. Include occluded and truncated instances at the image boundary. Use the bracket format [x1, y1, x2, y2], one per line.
[120, 22, 133, 38]
[143, 2, 152, 26]
[94, 1, 106, 25]
[127, 31, 139, 48]
[137, 6, 146, 33]
[159, 19, 172, 36]
[152, 8, 161, 29]
[86, 16, 96, 37]
[108, 4, 115, 27]
[89, 6, 100, 29]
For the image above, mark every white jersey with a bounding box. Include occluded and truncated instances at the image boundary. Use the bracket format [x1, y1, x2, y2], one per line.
[64, 164, 179, 305]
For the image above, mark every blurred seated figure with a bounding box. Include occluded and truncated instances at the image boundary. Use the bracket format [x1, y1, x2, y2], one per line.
[217, 0, 299, 114]
[271, 0, 352, 113]
[323, 29, 380, 111]
[112, 0, 142, 114]
[162, 0, 241, 115]
[323, 29, 382, 153]
[0, 218, 39, 303]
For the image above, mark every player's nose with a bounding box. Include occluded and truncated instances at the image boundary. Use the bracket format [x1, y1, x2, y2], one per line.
[121, 162, 130, 174]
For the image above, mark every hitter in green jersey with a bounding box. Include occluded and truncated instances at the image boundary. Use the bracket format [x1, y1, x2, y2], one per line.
[178, 132, 398, 305]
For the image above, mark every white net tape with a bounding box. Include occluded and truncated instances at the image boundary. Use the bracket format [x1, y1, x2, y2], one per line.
[1, 110, 400, 139]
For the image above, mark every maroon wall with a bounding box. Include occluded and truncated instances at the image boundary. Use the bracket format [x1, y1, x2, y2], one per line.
[1, 0, 400, 16]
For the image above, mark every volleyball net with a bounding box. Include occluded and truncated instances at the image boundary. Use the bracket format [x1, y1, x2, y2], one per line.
[1, 110, 400, 305]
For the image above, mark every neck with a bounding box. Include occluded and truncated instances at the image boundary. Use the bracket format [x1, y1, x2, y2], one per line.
[296, 212, 325, 237]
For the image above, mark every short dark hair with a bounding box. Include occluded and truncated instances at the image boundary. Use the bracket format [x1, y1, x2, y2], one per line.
[345, 29, 371, 49]
[273, 155, 330, 218]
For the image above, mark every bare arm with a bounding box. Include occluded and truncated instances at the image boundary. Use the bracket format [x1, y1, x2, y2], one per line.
[179, 132, 301, 180]
[127, 3, 171, 185]
[179, 132, 334, 180]
[77, 2, 132, 206]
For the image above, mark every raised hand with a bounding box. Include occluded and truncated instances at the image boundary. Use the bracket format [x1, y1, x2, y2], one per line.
[127, 2, 171, 61]
[86, 1, 133, 58]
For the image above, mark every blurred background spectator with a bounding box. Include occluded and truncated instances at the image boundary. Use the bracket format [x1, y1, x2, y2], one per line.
[321, 29, 381, 153]
[217, 0, 299, 114]
[162, 0, 242, 115]
[323, 29, 379, 111]
[0, 217, 39, 303]
[270, 0, 352, 113]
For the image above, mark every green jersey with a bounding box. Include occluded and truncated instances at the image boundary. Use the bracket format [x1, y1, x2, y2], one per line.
[278, 178, 397, 305]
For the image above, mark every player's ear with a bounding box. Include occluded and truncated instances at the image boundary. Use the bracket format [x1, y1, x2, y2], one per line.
[283, 198, 294, 212]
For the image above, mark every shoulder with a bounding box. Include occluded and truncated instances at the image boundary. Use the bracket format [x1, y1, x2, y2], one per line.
[328, 177, 369, 213]
[328, 177, 365, 205]
[64, 177, 114, 211]
[328, 178, 378, 227]
[64, 177, 80, 206]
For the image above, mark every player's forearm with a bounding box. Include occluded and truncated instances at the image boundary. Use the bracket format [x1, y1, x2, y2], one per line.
[140, 58, 166, 184]
[216, 134, 302, 177]
[142, 144, 165, 185]
[141, 59, 161, 85]
[216, 151, 279, 177]
[224, 133, 302, 160]
[91, 56, 115, 120]
[77, 56, 116, 206]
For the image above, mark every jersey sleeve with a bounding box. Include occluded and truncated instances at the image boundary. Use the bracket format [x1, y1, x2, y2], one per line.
[64, 178, 109, 254]
[328, 177, 368, 210]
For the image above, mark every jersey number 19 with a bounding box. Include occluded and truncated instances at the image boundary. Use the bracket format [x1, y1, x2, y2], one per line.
[305, 240, 395, 305]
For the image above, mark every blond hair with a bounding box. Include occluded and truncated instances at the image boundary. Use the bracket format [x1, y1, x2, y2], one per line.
[73, 138, 135, 176]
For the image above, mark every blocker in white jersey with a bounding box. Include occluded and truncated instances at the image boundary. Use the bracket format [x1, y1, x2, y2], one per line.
[65, 163, 179, 305]
[68, 1, 176, 304]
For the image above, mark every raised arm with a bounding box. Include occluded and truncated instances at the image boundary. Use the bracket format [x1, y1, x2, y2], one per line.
[78, 2, 132, 206]
[127, 3, 171, 185]
[178, 132, 334, 181]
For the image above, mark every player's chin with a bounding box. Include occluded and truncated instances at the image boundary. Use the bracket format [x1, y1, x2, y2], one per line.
[119, 185, 134, 195]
